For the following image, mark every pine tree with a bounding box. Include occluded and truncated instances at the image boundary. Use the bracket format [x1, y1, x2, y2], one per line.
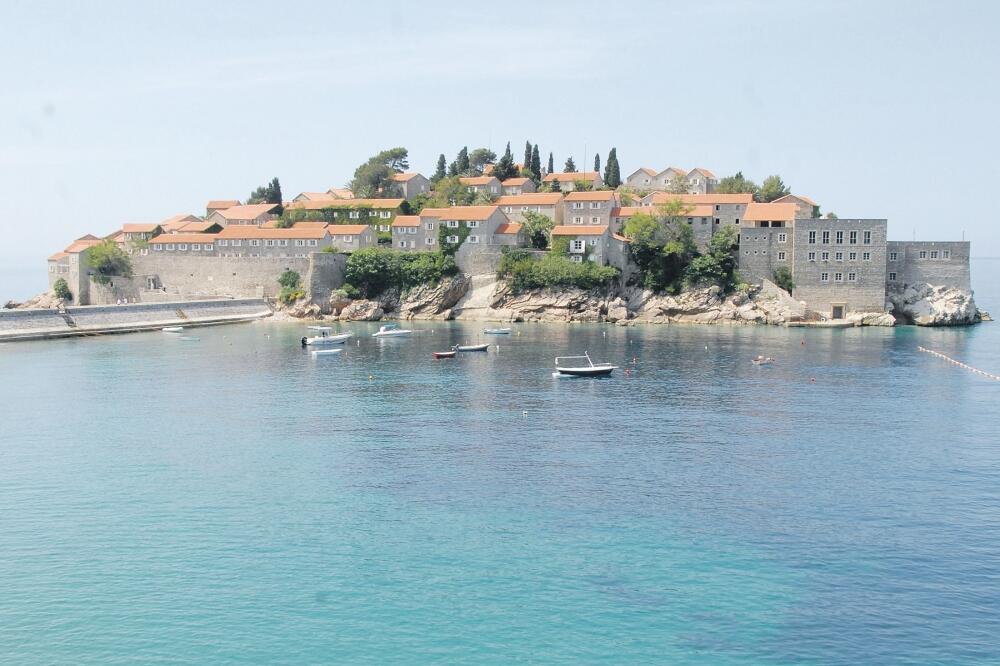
[547, 152, 554, 174]
[447, 161, 458, 177]
[456, 147, 470, 175]
[594, 153, 601, 174]
[551, 178, 561, 192]
[523, 141, 532, 172]
[564, 157, 577, 173]
[604, 148, 621, 188]
[493, 142, 517, 181]
[530, 145, 541, 182]
[433, 154, 447, 183]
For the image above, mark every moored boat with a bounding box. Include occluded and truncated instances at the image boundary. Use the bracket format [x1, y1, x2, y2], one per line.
[301, 326, 353, 347]
[484, 328, 512, 335]
[162, 326, 184, 333]
[453, 343, 490, 352]
[751, 356, 775, 366]
[553, 352, 617, 377]
[372, 324, 413, 338]
[433, 350, 457, 359]
[312, 348, 343, 356]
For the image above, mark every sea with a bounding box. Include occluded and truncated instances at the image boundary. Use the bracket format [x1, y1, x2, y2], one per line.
[1, 259, 999, 664]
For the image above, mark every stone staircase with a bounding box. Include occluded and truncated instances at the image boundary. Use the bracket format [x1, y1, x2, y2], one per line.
[452, 274, 497, 317]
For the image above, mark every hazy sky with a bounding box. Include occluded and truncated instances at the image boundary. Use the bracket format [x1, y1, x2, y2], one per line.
[2, 0, 998, 300]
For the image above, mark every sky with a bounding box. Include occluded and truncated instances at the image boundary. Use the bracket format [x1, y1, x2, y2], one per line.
[2, 0, 998, 300]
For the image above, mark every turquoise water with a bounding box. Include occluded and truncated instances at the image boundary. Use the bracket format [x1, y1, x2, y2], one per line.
[2, 263, 1000, 664]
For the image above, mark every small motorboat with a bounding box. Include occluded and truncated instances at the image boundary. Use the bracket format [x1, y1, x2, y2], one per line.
[162, 326, 184, 333]
[372, 324, 413, 338]
[751, 356, 775, 366]
[312, 348, 343, 356]
[453, 343, 489, 352]
[301, 326, 353, 347]
[484, 328, 512, 335]
[553, 352, 617, 377]
[433, 350, 457, 359]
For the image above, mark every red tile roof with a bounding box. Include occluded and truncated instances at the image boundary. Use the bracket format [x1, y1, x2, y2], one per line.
[391, 215, 421, 228]
[207, 199, 240, 210]
[646, 192, 754, 205]
[501, 177, 531, 186]
[150, 233, 220, 244]
[495, 193, 563, 205]
[215, 226, 330, 240]
[495, 223, 523, 234]
[421, 205, 499, 221]
[743, 202, 797, 222]
[214, 203, 278, 220]
[122, 223, 161, 233]
[551, 225, 609, 236]
[459, 176, 499, 186]
[774, 194, 818, 207]
[287, 198, 403, 211]
[543, 171, 600, 183]
[565, 190, 617, 201]
[327, 225, 371, 235]
[391, 172, 423, 182]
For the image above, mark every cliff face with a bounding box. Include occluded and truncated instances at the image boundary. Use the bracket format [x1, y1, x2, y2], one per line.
[888, 283, 983, 326]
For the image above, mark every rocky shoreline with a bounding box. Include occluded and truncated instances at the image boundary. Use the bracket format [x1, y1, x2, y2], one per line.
[276, 275, 988, 327]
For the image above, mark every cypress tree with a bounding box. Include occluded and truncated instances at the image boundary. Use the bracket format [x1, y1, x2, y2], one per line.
[523, 141, 532, 171]
[604, 148, 622, 188]
[530, 145, 541, 183]
[456, 147, 470, 175]
[564, 157, 577, 173]
[493, 142, 517, 181]
[594, 153, 601, 174]
[547, 152, 554, 175]
[447, 161, 458, 177]
[433, 154, 447, 182]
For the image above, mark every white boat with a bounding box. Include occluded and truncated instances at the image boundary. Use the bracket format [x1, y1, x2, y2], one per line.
[301, 326, 353, 347]
[553, 352, 617, 378]
[372, 324, 413, 338]
[484, 328, 512, 335]
[162, 326, 184, 333]
[311, 348, 343, 356]
[454, 343, 490, 352]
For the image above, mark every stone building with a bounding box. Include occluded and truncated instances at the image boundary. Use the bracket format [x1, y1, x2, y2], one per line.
[496, 193, 564, 224]
[563, 190, 619, 227]
[886, 241, 971, 291]
[542, 171, 603, 192]
[501, 177, 537, 195]
[459, 176, 501, 196]
[773, 194, 820, 219]
[624, 167, 717, 193]
[390, 173, 431, 201]
[206, 203, 279, 227]
[47, 236, 103, 304]
[206, 200, 240, 216]
[285, 198, 405, 233]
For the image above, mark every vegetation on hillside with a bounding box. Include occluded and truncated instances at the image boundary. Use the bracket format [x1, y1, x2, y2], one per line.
[521, 211, 554, 250]
[773, 266, 795, 294]
[247, 177, 283, 215]
[344, 247, 458, 298]
[278, 269, 305, 304]
[498, 248, 618, 294]
[349, 147, 409, 198]
[86, 240, 133, 285]
[53, 278, 72, 301]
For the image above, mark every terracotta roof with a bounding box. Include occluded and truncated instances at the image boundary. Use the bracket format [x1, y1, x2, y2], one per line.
[629, 167, 658, 178]
[214, 203, 278, 220]
[689, 167, 716, 179]
[646, 192, 754, 205]
[122, 223, 161, 233]
[296, 192, 337, 202]
[655, 167, 688, 177]
[259, 220, 328, 229]
[215, 226, 330, 240]
[150, 233, 220, 244]
[614, 204, 713, 218]
[207, 199, 240, 210]
[287, 198, 403, 211]
[565, 190, 618, 201]
[160, 214, 202, 231]
[495, 193, 563, 205]
[501, 177, 531, 186]
[327, 225, 371, 235]
[420, 205, 499, 221]
[48, 251, 68, 261]
[542, 171, 600, 183]
[105, 231, 125, 242]
[326, 188, 354, 199]
[495, 223, 523, 234]
[611, 233, 631, 243]
[64, 239, 102, 253]
[551, 225, 609, 236]
[743, 202, 797, 222]
[391, 172, 423, 182]
[391, 215, 421, 228]
[774, 194, 817, 206]
[76, 234, 100, 241]
[459, 176, 499, 186]
[177, 220, 220, 233]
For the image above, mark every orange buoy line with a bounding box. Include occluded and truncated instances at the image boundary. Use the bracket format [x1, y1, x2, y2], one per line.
[917, 346, 1000, 381]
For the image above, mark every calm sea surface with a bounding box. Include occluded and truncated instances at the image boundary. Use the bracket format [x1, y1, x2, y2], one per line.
[2, 260, 1000, 664]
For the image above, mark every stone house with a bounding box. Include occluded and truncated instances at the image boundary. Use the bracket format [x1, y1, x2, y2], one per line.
[496, 193, 564, 225]
[610, 204, 716, 247]
[642, 192, 753, 232]
[563, 190, 620, 227]
[47, 236, 103, 303]
[885, 241, 971, 292]
[324, 224, 376, 252]
[624, 168, 658, 190]
[542, 171, 603, 192]
[286, 198, 405, 232]
[459, 176, 502, 196]
[206, 203, 279, 227]
[159, 214, 203, 232]
[121, 223, 163, 242]
[420, 205, 507, 250]
[206, 200, 240, 216]
[152, 226, 338, 258]
[773, 194, 820, 219]
[551, 225, 612, 265]
[176, 219, 224, 234]
[493, 222, 525, 247]
[292, 191, 337, 203]
[390, 172, 431, 201]
[390, 215, 426, 250]
[742, 202, 797, 228]
[501, 177, 536, 195]
[625, 167, 717, 193]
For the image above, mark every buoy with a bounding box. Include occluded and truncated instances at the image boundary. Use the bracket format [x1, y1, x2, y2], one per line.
[368, 375, 374, 381]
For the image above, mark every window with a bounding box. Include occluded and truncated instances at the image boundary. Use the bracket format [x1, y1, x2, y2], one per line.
[849, 231, 857, 244]
[889, 251, 897, 261]
[778, 251, 786, 260]
[808, 231, 817, 244]
[380, 211, 391, 218]
[835, 252, 843, 261]
[835, 231, 844, 244]
[778, 233, 787, 243]
[349, 211, 360, 219]
[467, 235, 479, 244]
[834, 272, 843, 282]
[425, 237, 435, 245]
[822, 231, 830, 244]
[821, 272, 829, 282]
[821, 251, 830, 261]
[715, 204, 720, 211]
[343, 235, 354, 243]
[192, 244, 201, 251]
[889, 272, 897, 281]
[589, 202, 601, 209]
[205, 245, 213, 252]
[687, 218, 694, 225]
[863, 231, 872, 245]
[862, 252, 870, 261]
[714, 217, 720, 225]
[446, 220, 459, 228]
[808, 251, 816, 261]
[231, 240, 242, 247]
[295, 239, 305, 247]
[153, 244, 162, 251]
[178, 244, 187, 250]
[919, 250, 927, 259]
[943, 250, 951, 259]
[308, 239, 318, 247]
[571, 240, 585, 252]
[930, 250, 939, 259]
[848, 273, 857, 282]
[848, 252, 857, 261]
[217, 239, 227, 247]
[573, 202, 584, 209]
[368, 210, 377, 217]
[446, 235, 459, 243]
[570, 255, 583, 263]
[166, 244, 175, 251]
[250, 239, 260, 247]
[735, 218, 740, 225]
[573, 216, 582, 224]
[265, 240, 274, 247]
[279, 239, 288, 247]
[591, 217, 600, 223]
[425, 222, 434, 231]
[466, 221, 479, 228]
[504, 206, 512, 213]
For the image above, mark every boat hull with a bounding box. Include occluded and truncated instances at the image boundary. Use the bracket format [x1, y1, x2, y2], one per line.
[433, 351, 457, 359]
[304, 334, 352, 346]
[454, 344, 489, 352]
[484, 329, 511, 335]
[554, 365, 616, 377]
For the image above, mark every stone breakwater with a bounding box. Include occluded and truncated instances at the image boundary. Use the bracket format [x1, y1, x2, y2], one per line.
[0, 299, 272, 342]
[277, 274, 988, 327]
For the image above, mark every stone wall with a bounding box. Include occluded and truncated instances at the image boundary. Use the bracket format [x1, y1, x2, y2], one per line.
[456, 244, 504, 276]
[306, 252, 347, 306]
[887, 241, 971, 292]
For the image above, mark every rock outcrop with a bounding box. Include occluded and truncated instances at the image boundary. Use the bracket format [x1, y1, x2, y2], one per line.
[8, 292, 66, 310]
[888, 283, 982, 326]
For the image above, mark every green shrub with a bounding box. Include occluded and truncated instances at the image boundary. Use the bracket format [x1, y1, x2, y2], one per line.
[86, 240, 133, 285]
[773, 266, 794, 293]
[278, 270, 301, 289]
[498, 249, 618, 293]
[344, 247, 458, 298]
[278, 286, 305, 304]
[53, 278, 72, 301]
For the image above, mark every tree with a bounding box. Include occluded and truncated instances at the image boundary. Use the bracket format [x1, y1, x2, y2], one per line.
[715, 171, 758, 196]
[278, 270, 301, 289]
[521, 211, 555, 249]
[564, 156, 577, 173]
[550, 178, 561, 193]
[757, 174, 790, 203]
[492, 142, 518, 181]
[349, 148, 410, 198]
[277, 270, 304, 304]
[423, 176, 474, 208]
[603, 148, 621, 188]
[773, 266, 795, 294]
[53, 278, 72, 301]
[594, 153, 601, 174]
[547, 152, 554, 175]
[622, 199, 698, 293]
[523, 141, 533, 172]
[247, 177, 283, 215]
[86, 240, 133, 285]
[666, 173, 689, 194]
[825, 211, 838, 219]
[468, 148, 497, 175]
[455, 147, 470, 175]
[530, 145, 541, 182]
[432, 154, 447, 183]
[447, 160, 459, 177]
